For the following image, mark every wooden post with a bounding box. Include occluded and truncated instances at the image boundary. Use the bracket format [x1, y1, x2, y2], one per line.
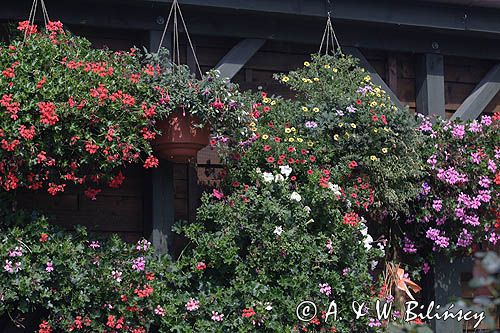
[433, 255, 473, 332]
[416, 53, 446, 119]
[145, 30, 175, 255]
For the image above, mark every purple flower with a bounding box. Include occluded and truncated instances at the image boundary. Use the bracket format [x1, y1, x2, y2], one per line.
[427, 154, 437, 168]
[426, 228, 441, 241]
[342, 267, 350, 276]
[468, 120, 482, 133]
[432, 199, 442, 212]
[356, 85, 373, 96]
[422, 262, 430, 274]
[346, 105, 356, 113]
[435, 235, 450, 248]
[457, 229, 473, 247]
[463, 215, 480, 226]
[487, 160, 497, 173]
[403, 237, 417, 253]
[45, 262, 54, 273]
[89, 241, 100, 249]
[136, 239, 151, 252]
[479, 176, 491, 188]
[470, 151, 482, 164]
[436, 216, 446, 226]
[132, 257, 146, 272]
[452, 124, 465, 139]
[477, 190, 491, 203]
[8, 247, 23, 257]
[319, 283, 332, 296]
[437, 167, 468, 185]
[305, 121, 318, 129]
[419, 119, 433, 133]
[385, 295, 394, 303]
[369, 318, 382, 327]
[481, 115, 492, 126]
[420, 182, 431, 195]
[488, 232, 498, 245]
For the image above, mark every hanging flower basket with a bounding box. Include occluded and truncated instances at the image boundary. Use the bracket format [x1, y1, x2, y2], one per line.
[153, 109, 209, 163]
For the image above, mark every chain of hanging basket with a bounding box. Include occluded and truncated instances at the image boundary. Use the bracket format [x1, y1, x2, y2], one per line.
[319, 0, 341, 55]
[157, 0, 203, 77]
[25, 0, 51, 41]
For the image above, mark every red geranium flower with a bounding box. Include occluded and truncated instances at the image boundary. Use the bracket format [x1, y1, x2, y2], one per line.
[266, 156, 275, 163]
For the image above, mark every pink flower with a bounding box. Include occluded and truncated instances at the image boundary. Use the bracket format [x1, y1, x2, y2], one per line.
[319, 283, 332, 296]
[132, 257, 146, 272]
[422, 262, 430, 274]
[432, 199, 442, 212]
[211, 311, 224, 322]
[46, 262, 54, 273]
[111, 270, 123, 282]
[89, 241, 100, 249]
[212, 189, 224, 200]
[186, 298, 200, 312]
[196, 261, 207, 271]
[154, 305, 165, 317]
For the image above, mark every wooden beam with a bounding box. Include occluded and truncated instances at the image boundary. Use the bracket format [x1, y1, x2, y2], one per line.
[450, 63, 500, 121]
[416, 53, 446, 119]
[146, 30, 175, 255]
[215, 38, 265, 79]
[343, 47, 405, 110]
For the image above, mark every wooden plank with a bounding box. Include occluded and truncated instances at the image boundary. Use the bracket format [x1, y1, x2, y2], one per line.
[387, 55, 398, 93]
[451, 63, 500, 120]
[416, 53, 446, 118]
[215, 38, 266, 79]
[343, 47, 405, 110]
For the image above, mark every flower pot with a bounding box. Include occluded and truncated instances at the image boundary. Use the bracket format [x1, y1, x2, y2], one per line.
[153, 109, 209, 163]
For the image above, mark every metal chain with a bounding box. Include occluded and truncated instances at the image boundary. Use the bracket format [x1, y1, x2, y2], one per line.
[318, 0, 342, 55]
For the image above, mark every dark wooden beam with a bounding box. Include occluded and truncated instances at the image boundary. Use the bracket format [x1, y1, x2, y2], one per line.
[2, 1, 500, 60]
[416, 53, 446, 119]
[450, 63, 500, 121]
[166, 0, 500, 37]
[215, 38, 265, 79]
[344, 47, 405, 110]
[146, 30, 175, 255]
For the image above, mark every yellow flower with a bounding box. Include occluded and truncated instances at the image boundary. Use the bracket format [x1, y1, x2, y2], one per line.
[338, 123, 344, 127]
[251, 127, 257, 132]
[306, 79, 313, 83]
[263, 97, 271, 104]
[307, 141, 314, 147]
[333, 134, 340, 141]
[364, 75, 371, 82]
[285, 128, 292, 134]
[324, 64, 331, 69]
[333, 68, 338, 73]
[313, 77, 320, 82]
[282, 76, 290, 82]
[302, 78, 308, 83]
[249, 122, 256, 127]
[373, 128, 379, 133]
[350, 123, 357, 129]
[344, 132, 350, 139]
[374, 87, 380, 94]
[262, 134, 269, 140]
[376, 93, 381, 98]
[370, 155, 378, 161]
[380, 103, 385, 107]
[304, 61, 310, 67]
[370, 101, 377, 107]
[313, 107, 320, 113]
[382, 148, 388, 153]
[297, 137, 304, 143]
[288, 137, 295, 142]
[302, 106, 309, 112]
[291, 127, 297, 132]
[270, 100, 276, 106]
[384, 127, 389, 132]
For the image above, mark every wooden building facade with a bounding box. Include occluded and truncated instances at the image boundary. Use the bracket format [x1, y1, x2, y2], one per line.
[1, 0, 499, 331]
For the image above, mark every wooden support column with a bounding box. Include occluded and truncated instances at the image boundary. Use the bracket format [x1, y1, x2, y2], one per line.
[451, 63, 500, 121]
[215, 38, 266, 79]
[145, 30, 175, 255]
[343, 47, 405, 111]
[416, 53, 445, 119]
[433, 255, 472, 332]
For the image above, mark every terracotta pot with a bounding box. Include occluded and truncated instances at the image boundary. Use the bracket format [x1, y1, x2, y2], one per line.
[153, 109, 209, 163]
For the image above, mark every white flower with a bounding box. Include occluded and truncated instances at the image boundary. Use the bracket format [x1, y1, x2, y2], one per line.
[290, 191, 302, 202]
[262, 172, 274, 183]
[279, 165, 293, 177]
[303, 206, 311, 214]
[360, 224, 368, 236]
[370, 260, 378, 270]
[327, 182, 342, 196]
[265, 304, 273, 311]
[377, 242, 385, 251]
[274, 226, 284, 236]
[363, 234, 373, 250]
[274, 174, 284, 182]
